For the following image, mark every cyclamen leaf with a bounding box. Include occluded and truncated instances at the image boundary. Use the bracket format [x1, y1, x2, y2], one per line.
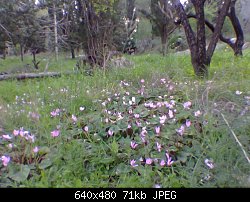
[8, 165, 30, 182]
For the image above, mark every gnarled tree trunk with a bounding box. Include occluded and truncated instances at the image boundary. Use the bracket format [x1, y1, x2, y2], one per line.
[173, 0, 233, 77]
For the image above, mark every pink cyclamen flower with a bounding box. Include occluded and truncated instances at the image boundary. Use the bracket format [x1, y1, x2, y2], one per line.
[108, 129, 114, 136]
[168, 110, 174, 119]
[186, 120, 191, 127]
[130, 141, 138, 149]
[51, 130, 60, 137]
[146, 158, 153, 165]
[8, 144, 13, 149]
[160, 159, 166, 166]
[130, 159, 138, 167]
[72, 114, 77, 122]
[134, 114, 140, 119]
[33, 146, 39, 153]
[50, 108, 60, 117]
[13, 129, 19, 136]
[176, 125, 185, 136]
[159, 115, 167, 124]
[156, 142, 162, 152]
[140, 79, 145, 83]
[194, 110, 202, 117]
[27, 134, 35, 143]
[183, 101, 192, 109]
[2, 134, 12, 140]
[84, 126, 89, 132]
[1, 155, 10, 167]
[160, 78, 166, 84]
[155, 126, 161, 135]
[166, 153, 174, 166]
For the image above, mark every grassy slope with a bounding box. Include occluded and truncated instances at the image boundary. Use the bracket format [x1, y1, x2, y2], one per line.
[0, 49, 249, 187]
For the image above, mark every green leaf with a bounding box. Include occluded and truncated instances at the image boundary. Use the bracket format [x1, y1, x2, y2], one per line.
[38, 158, 52, 170]
[8, 165, 30, 182]
[38, 146, 50, 155]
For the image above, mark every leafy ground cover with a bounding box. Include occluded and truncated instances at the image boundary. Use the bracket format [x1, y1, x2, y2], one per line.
[0, 49, 249, 187]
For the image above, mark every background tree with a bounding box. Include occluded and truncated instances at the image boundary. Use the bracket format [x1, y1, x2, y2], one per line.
[172, 0, 243, 77]
[139, 0, 176, 55]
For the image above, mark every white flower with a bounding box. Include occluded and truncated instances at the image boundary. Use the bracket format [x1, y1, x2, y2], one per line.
[194, 110, 202, 117]
[235, 90, 242, 95]
[205, 158, 214, 169]
[79, 106, 85, 111]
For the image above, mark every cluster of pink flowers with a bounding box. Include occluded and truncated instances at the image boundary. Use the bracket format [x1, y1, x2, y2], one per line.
[130, 152, 174, 168]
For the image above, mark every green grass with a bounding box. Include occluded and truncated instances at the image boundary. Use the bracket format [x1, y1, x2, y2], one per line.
[0, 49, 249, 187]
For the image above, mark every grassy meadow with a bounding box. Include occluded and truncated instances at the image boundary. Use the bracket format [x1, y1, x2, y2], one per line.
[0, 48, 249, 187]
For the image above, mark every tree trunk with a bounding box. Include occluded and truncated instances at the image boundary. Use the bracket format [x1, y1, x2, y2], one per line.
[53, 3, 59, 61]
[227, 0, 244, 56]
[20, 44, 24, 62]
[161, 26, 168, 56]
[206, 0, 231, 65]
[174, 0, 233, 77]
[70, 46, 75, 59]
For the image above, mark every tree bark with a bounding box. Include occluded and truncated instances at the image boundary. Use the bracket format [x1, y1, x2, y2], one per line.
[227, 0, 244, 56]
[173, 0, 233, 77]
[70, 46, 75, 59]
[53, 2, 59, 61]
[206, 0, 231, 65]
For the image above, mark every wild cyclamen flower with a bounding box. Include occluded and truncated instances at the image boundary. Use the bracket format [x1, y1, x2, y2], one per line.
[1, 155, 10, 167]
[155, 126, 160, 135]
[130, 141, 138, 149]
[72, 114, 77, 122]
[8, 144, 13, 149]
[79, 106, 85, 111]
[140, 79, 145, 83]
[84, 126, 89, 132]
[141, 127, 147, 136]
[235, 90, 242, 95]
[159, 115, 167, 124]
[50, 108, 60, 117]
[26, 134, 35, 143]
[168, 110, 174, 119]
[13, 129, 19, 136]
[134, 114, 140, 119]
[51, 130, 60, 137]
[194, 110, 202, 117]
[130, 159, 138, 167]
[205, 159, 214, 169]
[176, 125, 185, 136]
[160, 78, 166, 84]
[2, 134, 12, 140]
[166, 152, 174, 166]
[186, 120, 191, 127]
[108, 129, 114, 136]
[156, 142, 162, 152]
[154, 184, 161, 188]
[160, 159, 166, 166]
[146, 158, 153, 165]
[33, 146, 39, 153]
[183, 101, 192, 109]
